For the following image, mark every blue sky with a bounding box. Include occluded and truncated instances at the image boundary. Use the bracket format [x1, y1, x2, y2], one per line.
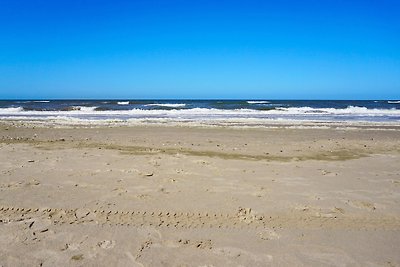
[0, 0, 399, 99]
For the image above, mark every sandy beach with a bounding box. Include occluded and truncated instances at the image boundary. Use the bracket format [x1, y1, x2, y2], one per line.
[0, 122, 400, 266]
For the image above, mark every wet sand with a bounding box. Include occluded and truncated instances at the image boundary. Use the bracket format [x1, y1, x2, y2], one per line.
[0, 122, 400, 266]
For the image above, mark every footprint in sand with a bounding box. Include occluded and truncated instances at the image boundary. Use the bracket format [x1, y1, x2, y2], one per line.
[213, 247, 273, 263]
[75, 208, 91, 219]
[27, 218, 52, 233]
[135, 194, 150, 199]
[346, 200, 376, 211]
[62, 243, 80, 251]
[259, 228, 280, 240]
[98, 240, 116, 249]
[252, 186, 268, 198]
[0, 179, 40, 189]
[237, 207, 258, 224]
[71, 254, 84, 261]
[320, 169, 338, 177]
[177, 239, 213, 249]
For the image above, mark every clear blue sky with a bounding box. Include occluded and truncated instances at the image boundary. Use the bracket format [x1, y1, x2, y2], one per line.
[0, 0, 399, 99]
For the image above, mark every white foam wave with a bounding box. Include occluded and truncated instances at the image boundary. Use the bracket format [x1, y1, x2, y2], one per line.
[247, 101, 270, 104]
[66, 106, 98, 112]
[0, 107, 24, 113]
[0, 106, 399, 127]
[388, 101, 400, 104]
[145, 103, 186, 108]
[80, 106, 97, 112]
[33, 100, 50, 103]
[117, 101, 130, 105]
[274, 106, 400, 115]
[0, 106, 399, 116]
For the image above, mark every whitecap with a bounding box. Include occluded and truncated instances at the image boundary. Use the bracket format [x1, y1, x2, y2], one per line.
[145, 103, 186, 108]
[0, 107, 24, 113]
[247, 101, 270, 104]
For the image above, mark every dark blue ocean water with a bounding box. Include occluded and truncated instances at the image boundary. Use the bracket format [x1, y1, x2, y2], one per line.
[0, 100, 399, 124]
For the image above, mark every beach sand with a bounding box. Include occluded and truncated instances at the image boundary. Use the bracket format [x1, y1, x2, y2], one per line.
[0, 122, 400, 266]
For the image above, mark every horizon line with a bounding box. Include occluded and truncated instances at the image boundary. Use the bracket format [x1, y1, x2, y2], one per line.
[0, 98, 399, 101]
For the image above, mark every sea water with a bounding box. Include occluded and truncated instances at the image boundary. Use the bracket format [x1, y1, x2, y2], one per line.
[0, 100, 399, 125]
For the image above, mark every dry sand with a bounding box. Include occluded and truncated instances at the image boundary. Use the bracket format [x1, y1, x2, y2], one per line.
[0, 122, 400, 266]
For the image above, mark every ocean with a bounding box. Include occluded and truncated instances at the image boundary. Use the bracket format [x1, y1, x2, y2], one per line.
[0, 100, 399, 126]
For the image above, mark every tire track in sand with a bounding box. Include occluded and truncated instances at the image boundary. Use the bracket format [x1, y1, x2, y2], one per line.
[1, 206, 399, 230]
[0, 206, 266, 229]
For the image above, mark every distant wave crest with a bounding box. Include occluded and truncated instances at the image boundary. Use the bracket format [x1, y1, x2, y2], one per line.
[247, 101, 270, 104]
[145, 103, 186, 108]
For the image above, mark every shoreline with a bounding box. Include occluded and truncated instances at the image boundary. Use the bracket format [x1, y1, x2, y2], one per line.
[2, 118, 400, 131]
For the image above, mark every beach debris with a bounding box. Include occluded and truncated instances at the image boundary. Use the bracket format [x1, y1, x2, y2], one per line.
[28, 160, 35, 163]
[144, 172, 153, 177]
